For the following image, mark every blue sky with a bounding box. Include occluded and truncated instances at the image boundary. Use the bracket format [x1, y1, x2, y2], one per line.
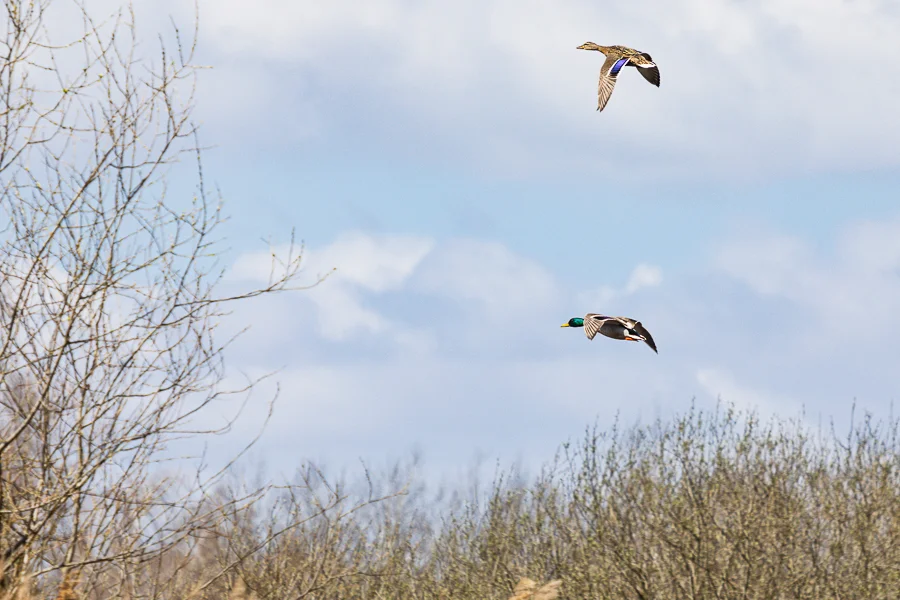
[120, 0, 900, 478]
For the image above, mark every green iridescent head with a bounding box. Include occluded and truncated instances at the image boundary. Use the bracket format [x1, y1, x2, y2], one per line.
[560, 317, 584, 328]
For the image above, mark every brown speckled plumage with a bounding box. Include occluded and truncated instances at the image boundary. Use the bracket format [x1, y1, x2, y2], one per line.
[577, 42, 660, 111]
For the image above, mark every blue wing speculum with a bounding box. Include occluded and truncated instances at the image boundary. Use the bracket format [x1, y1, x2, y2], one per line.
[610, 58, 630, 76]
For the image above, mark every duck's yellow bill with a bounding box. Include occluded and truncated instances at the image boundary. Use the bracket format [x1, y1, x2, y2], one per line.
[560, 323, 570, 327]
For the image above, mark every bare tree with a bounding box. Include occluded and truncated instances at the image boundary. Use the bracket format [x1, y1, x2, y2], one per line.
[0, 0, 337, 596]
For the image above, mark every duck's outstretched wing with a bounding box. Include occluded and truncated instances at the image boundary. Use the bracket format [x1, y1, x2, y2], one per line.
[636, 64, 660, 87]
[596, 55, 630, 111]
[632, 321, 658, 353]
[609, 316, 658, 353]
[635, 53, 660, 87]
[583, 313, 615, 340]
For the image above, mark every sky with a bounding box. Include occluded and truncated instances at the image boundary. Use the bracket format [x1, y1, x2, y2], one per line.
[75, 0, 900, 479]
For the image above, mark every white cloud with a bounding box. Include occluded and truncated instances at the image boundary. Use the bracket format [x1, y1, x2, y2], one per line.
[716, 218, 900, 338]
[225, 233, 565, 354]
[696, 368, 798, 417]
[413, 239, 559, 318]
[838, 218, 900, 275]
[209, 225, 897, 477]
[305, 234, 434, 342]
[577, 263, 663, 307]
[133, 0, 900, 177]
[625, 264, 663, 294]
[715, 233, 814, 297]
[221, 236, 673, 461]
[313, 232, 435, 292]
[227, 232, 434, 343]
[29, 0, 900, 178]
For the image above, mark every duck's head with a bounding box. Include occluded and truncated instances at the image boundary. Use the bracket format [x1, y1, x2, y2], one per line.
[577, 42, 604, 52]
[560, 317, 585, 328]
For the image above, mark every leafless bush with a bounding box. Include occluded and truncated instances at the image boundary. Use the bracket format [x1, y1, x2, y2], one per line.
[431, 406, 900, 600]
[178, 406, 899, 600]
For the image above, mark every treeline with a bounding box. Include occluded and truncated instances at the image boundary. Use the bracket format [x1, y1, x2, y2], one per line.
[6, 401, 899, 599]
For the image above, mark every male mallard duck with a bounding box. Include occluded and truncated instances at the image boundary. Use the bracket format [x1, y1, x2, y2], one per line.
[561, 314, 658, 353]
[576, 42, 660, 112]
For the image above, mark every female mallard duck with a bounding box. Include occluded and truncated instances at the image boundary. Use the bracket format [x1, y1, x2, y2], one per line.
[561, 313, 658, 353]
[576, 42, 660, 112]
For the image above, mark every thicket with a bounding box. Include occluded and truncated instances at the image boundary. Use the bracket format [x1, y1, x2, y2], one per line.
[179, 408, 900, 600]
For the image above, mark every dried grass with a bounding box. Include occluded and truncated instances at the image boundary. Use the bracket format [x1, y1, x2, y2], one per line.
[508, 577, 562, 600]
